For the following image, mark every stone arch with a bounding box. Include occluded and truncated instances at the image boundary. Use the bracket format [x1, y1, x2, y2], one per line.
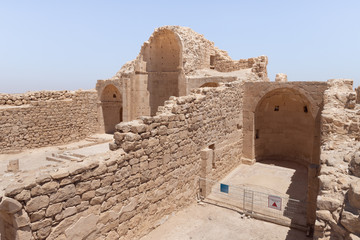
[100, 84, 122, 134]
[254, 88, 315, 166]
[242, 83, 323, 164]
[253, 85, 318, 120]
[242, 83, 324, 229]
[143, 29, 183, 116]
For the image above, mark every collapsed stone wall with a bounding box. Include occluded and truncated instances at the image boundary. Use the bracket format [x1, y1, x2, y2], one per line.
[104, 26, 269, 122]
[213, 55, 269, 81]
[315, 79, 360, 240]
[0, 90, 99, 153]
[356, 87, 360, 104]
[112, 26, 269, 81]
[1, 81, 244, 239]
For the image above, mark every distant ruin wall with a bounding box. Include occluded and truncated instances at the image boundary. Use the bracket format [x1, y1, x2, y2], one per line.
[1, 82, 244, 239]
[315, 79, 360, 239]
[0, 90, 99, 153]
[213, 55, 269, 81]
[0, 91, 73, 106]
[186, 76, 237, 93]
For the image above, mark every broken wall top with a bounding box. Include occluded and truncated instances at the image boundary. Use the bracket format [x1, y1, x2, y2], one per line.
[110, 25, 268, 81]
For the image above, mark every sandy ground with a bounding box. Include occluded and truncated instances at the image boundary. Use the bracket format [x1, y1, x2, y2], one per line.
[0, 133, 113, 193]
[141, 160, 309, 240]
[205, 160, 308, 227]
[140, 203, 310, 240]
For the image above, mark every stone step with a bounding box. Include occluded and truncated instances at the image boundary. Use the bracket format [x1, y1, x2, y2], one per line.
[51, 153, 83, 162]
[84, 137, 98, 142]
[46, 156, 64, 163]
[56, 154, 79, 162]
[71, 153, 85, 158]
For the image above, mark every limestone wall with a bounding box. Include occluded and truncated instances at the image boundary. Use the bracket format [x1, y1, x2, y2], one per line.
[0, 90, 99, 153]
[213, 55, 269, 81]
[315, 79, 360, 240]
[103, 26, 269, 123]
[356, 87, 360, 104]
[242, 81, 328, 164]
[186, 76, 237, 92]
[1, 81, 244, 239]
[0, 91, 72, 106]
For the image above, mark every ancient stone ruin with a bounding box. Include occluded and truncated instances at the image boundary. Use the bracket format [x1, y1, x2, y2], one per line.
[0, 26, 359, 240]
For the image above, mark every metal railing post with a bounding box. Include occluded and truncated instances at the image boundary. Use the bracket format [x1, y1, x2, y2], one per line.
[243, 189, 246, 211]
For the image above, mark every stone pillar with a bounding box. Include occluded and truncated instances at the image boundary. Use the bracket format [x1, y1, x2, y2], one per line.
[7, 159, 19, 173]
[241, 110, 255, 165]
[97, 101, 105, 133]
[122, 78, 131, 122]
[199, 148, 213, 198]
[178, 69, 187, 97]
[307, 164, 319, 227]
[131, 73, 150, 119]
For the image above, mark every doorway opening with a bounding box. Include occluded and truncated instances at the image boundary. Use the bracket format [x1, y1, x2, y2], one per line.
[254, 88, 319, 229]
[101, 84, 122, 134]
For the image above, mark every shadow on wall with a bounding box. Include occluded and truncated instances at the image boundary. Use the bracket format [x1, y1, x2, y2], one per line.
[200, 82, 220, 88]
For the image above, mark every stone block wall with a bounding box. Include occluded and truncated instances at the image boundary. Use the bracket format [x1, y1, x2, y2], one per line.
[213, 55, 269, 81]
[186, 76, 237, 93]
[0, 91, 72, 106]
[0, 81, 244, 239]
[0, 90, 99, 153]
[315, 79, 360, 240]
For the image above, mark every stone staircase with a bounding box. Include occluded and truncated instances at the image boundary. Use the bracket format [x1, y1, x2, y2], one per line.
[46, 152, 85, 163]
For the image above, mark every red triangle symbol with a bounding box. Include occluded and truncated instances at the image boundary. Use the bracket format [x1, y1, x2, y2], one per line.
[272, 202, 277, 207]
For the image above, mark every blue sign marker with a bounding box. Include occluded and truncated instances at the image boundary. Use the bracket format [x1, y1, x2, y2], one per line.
[220, 183, 229, 194]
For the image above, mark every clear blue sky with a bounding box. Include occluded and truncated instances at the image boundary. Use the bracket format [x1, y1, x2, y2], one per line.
[1, 0, 359, 93]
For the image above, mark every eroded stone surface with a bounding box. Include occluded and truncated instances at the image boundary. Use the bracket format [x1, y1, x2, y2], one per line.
[64, 214, 99, 240]
[0, 197, 22, 214]
[348, 180, 360, 209]
[26, 196, 50, 213]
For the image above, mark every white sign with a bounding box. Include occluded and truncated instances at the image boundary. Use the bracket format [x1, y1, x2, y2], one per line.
[268, 195, 282, 210]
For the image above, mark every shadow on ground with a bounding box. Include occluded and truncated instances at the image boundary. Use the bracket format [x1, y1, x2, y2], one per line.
[259, 159, 310, 240]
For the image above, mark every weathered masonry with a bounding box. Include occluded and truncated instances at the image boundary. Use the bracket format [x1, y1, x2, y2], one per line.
[242, 81, 328, 229]
[0, 26, 360, 240]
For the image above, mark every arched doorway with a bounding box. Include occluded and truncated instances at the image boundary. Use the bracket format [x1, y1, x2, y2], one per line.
[101, 84, 122, 134]
[145, 29, 182, 116]
[254, 88, 320, 229]
[255, 88, 315, 165]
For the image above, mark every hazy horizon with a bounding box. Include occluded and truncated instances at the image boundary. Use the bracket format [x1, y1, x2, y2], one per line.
[1, 0, 359, 94]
